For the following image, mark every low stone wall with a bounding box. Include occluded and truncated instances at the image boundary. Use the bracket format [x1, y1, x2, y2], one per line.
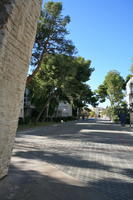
[0, 0, 41, 179]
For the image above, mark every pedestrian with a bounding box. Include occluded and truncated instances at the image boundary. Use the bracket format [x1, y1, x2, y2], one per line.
[119, 112, 126, 126]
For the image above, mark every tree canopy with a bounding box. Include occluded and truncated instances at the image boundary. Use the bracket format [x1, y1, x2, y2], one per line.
[26, 1, 97, 122]
[96, 70, 125, 106]
[28, 55, 97, 121]
[27, 1, 76, 83]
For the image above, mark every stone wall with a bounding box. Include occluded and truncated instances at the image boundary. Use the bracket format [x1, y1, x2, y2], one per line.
[0, 0, 41, 179]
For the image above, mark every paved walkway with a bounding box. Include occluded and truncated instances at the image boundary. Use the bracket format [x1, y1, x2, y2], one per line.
[0, 119, 133, 199]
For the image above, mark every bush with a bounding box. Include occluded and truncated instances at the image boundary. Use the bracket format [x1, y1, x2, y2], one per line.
[24, 116, 31, 124]
[113, 115, 119, 123]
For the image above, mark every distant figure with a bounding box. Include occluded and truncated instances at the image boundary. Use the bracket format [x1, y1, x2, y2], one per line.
[82, 114, 85, 120]
[119, 113, 126, 126]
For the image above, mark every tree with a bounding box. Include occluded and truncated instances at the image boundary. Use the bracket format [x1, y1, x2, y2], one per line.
[28, 55, 97, 121]
[97, 70, 125, 106]
[60, 57, 97, 115]
[27, 1, 76, 83]
[104, 106, 119, 121]
[104, 101, 129, 122]
[125, 74, 133, 83]
[28, 54, 74, 121]
[96, 84, 107, 103]
[96, 70, 126, 122]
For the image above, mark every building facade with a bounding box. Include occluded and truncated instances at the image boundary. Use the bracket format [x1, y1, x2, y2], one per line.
[56, 101, 72, 117]
[126, 77, 133, 108]
[20, 91, 72, 119]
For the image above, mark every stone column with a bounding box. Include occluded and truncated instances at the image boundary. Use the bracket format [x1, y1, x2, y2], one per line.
[0, 0, 41, 179]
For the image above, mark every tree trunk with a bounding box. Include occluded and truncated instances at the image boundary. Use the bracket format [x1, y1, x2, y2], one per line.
[26, 48, 45, 84]
[46, 103, 50, 118]
[26, 38, 50, 84]
[36, 94, 55, 122]
[0, 0, 41, 179]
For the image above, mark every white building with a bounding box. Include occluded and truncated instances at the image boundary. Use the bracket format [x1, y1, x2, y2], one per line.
[57, 101, 72, 117]
[126, 77, 133, 108]
[19, 89, 72, 119]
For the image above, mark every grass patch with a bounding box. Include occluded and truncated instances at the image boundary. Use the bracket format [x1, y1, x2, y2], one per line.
[17, 121, 59, 131]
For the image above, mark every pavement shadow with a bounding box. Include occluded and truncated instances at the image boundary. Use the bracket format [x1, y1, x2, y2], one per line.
[46, 129, 133, 147]
[77, 131, 133, 146]
[87, 178, 133, 200]
[13, 148, 133, 180]
[122, 168, 133, 179]
[0, 165, 109, 200]
[13, 150, 111, 171]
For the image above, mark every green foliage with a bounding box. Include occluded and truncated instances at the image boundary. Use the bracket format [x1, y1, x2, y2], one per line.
[96, 84, 107, 103]
[104, 70, 125, 106]
[96, 70, 125, 106]
[105, 102, 129, 122]
[28, 54, 97, 121]
[105, 106, 118, 121]
[125, 74, 133, 83]
[89, 111, 95, 117]
[31, 1, 76, 68]
[27, 1, 97, 121]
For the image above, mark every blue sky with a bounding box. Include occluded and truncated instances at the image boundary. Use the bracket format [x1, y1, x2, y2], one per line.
[43, 0, 133, 106]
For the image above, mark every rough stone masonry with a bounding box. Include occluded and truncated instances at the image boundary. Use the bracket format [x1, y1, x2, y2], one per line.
[0, 0, 41, 179]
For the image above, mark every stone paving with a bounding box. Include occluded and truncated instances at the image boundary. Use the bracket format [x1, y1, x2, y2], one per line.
[12, 120, 133, 200]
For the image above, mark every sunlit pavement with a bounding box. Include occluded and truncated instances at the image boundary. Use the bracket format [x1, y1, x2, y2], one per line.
[1, 119, 133, 200]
